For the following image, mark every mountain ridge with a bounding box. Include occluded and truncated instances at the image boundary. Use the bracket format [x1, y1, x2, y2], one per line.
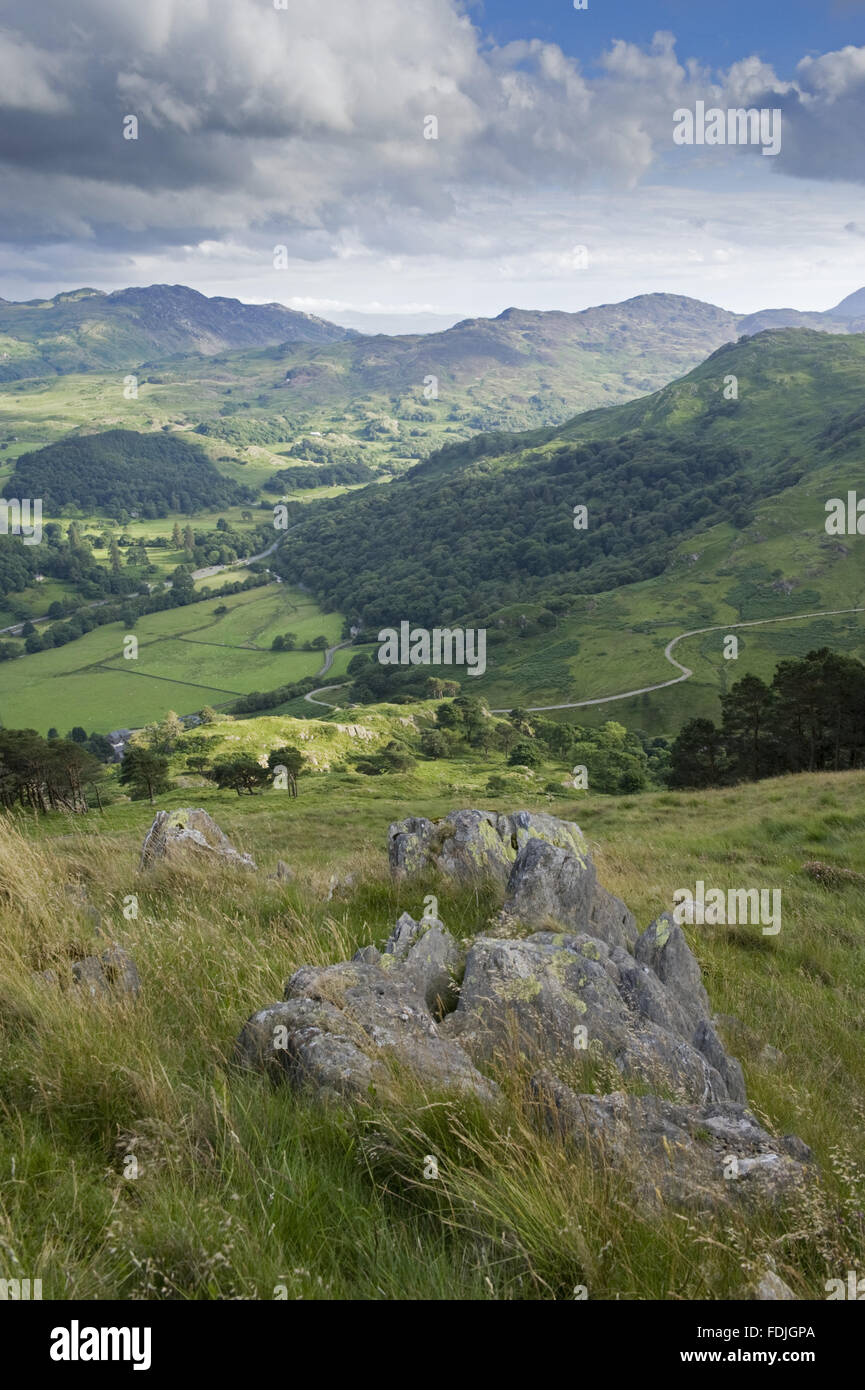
[0, 283, 348, 381]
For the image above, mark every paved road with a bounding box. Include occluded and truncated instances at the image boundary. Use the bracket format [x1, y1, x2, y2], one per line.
[190, 538, 280, 581]
[316, 638, 353, 677]
[490, 606, 865, 713]
[304, 682, 348, 708]
[303, 607, 865, 714]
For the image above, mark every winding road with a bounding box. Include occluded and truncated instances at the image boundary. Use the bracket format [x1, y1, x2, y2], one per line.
[300, 606, 865, 714]
[490, 606, 865, 714]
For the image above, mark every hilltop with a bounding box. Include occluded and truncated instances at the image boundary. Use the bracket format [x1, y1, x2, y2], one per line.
[0, 284, 347, 380]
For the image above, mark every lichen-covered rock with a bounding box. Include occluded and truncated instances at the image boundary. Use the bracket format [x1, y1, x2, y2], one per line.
[442, 930, 741, 1103]
[633, 912, 746, 1102]
[236, 808, 811, 1222]
[634, 912, 710, 1031]
[533, 1074, 813, 1213]
[587, 884, 639, 954]
[236, 956, 495, 1104]
[140, 808, 256, 871]
[387, 808, 587, 883]
[234, 998, 385, 1098]
[499, 838, 597, 935]
[380, 912, 460, 1015]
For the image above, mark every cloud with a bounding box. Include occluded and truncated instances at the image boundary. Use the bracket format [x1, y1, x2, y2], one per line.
[0, 4, 812, 252]
[0, 1, 863, 311]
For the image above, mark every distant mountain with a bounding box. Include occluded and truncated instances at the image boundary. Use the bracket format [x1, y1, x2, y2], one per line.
[0, 284, 347, 380]
[258, 287, 865, 434]
[7, 280, 865, 447]
[829, 286, 865, 319]
[266, 293, 743, 433]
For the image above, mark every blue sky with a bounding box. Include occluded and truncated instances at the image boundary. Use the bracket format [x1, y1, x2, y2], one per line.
[476, 0, 865, 74]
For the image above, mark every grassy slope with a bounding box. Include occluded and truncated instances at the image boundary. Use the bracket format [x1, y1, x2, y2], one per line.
[0, 762, 863, 1299]
[340, 332, 865, 729]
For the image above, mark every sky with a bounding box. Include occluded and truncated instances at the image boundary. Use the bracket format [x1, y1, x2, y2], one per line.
[2, 0, 865, 330]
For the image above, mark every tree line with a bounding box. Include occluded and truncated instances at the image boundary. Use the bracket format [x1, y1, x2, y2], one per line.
[669, 648, 865, 787]
[0, 730, 107, 813]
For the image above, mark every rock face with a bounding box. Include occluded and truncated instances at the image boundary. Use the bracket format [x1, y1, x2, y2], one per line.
[140, 808, 256, 871]
[238, 808, 811, 1213]
[441, 923, 745, 1105]
[387, 808, 586, 882]
[236, 949, 495, 1104]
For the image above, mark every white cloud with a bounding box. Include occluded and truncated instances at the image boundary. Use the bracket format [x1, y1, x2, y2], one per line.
[0, 4, 863, 315]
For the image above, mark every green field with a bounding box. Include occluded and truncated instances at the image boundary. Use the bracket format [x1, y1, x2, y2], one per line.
[0, 584, 343, 732]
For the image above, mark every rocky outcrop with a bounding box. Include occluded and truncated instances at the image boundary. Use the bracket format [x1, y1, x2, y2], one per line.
[387, 808, 586, 882]
[532, 1074, 812, 1214]
[378, 911, 460, 1015]
[441, 922, 745, 1104]
[237, 808, 810, 1214]
[236, 934, 493, 1104]
[140, 808, 256, 871]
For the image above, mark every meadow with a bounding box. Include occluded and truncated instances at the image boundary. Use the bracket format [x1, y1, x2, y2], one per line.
[0, 757, 862, 1300]
[0, 583, 344, 732]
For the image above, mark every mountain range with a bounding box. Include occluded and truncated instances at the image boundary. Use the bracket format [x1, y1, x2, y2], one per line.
[4, 281, 865, 425]
[0, 284, 348, 381]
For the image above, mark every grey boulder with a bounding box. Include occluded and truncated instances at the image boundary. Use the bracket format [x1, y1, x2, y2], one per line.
[236, 956, 495, 1104]
[140, 808, 256, 871]
[38, 945, 141, 1000]
[388, 808, 587, 882]
[441, 929, 743, 1104]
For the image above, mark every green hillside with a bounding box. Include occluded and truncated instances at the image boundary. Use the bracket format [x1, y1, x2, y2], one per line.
[269, 330, 865, 730]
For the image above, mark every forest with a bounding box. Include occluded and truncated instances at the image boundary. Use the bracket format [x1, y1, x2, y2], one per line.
[270, 425, 797, 627]
[10, 429, 255, 517]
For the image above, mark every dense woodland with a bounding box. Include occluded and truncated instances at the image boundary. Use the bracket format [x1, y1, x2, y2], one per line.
[264, 460, 375, 491]
[10, 429, 254, 517]
[271, 425, 799, 626]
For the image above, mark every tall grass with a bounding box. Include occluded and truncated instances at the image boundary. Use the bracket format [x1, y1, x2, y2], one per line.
[1, 770, 863, 1298]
